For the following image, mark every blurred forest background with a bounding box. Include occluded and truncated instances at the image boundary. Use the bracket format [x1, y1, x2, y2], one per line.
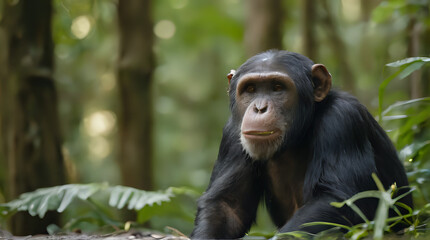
[0, 0, 430, 237]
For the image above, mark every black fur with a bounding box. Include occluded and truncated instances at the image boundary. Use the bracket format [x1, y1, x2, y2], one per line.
[191, 50, 412, 239]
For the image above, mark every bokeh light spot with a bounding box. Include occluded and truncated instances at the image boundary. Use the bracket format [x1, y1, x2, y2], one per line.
[71, 15, 92, 39]
[154, 20, 176, 39]
[84, 111, 116, 137]
[341, 0, 360, 22]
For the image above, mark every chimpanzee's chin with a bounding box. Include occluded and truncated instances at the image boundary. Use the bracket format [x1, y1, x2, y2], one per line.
[241, 136, 282, 161]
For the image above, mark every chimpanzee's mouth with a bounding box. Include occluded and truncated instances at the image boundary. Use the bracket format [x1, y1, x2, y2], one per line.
[244, 131, 275, 136]
[242, 130, 281, 141]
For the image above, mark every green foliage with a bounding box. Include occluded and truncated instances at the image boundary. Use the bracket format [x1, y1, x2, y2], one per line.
[108, 185, 172, 211]
[0, 184, 199, 232]
[274, 175, 414, 240]
[330, 174, 413, 240]
[378, 57, 430, 119]
[0, 183, 105, 219]
[372, 0, 430, 26]
[379, 57, 430, 209]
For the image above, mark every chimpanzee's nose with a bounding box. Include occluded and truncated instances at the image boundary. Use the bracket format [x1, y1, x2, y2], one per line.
[253, 104, 268, 114]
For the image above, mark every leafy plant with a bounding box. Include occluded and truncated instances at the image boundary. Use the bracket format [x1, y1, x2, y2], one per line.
[378, 57, 430, 209]
[330, 174, 413, 240]
[378, 57, 430, 120]
[0, 183, 199, 232]
[274, 174, 414, 240]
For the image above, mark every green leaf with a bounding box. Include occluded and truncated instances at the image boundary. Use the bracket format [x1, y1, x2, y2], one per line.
[108, 186, 173, 210]
[373, 192, 390, 240]
[379, 58, 430, 119]
[117, 188, 133, 209]
[37, 194, 53, 218]
[274, 231, 313, 240]
[331, 190, 382, 224]
[382, 97, 430, 116]
[332, 190, 384, 206]
[394, 201, 413, 215]
[397, 110, 430, 139]
[392, 187, 415, 203]
[127, 190, 141, 210]
[372, 173, 386, 192]
[58, 186, 79, 213]
[385, 57, 430, 67]
[398, 61, 426, 79]
[0, 184, 199, 228]
[0, 183, 106, 218]
[350, 229, 368, 240]
[108, 185, 122, 207]
[407, 169, 430, 185]
[301, 221, 352, 231]
[247, 230, 276, 239]
[399, 141, 430, 161]
[330, 201, 345, 208]
[168, 186, 200, 197]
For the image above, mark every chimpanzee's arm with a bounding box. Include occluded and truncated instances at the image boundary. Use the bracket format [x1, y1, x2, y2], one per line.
[191, 124, 263, 239]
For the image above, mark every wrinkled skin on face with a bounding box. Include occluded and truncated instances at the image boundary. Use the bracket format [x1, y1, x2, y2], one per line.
[230, 53, 331, 160]
[236, 72, 298, 160]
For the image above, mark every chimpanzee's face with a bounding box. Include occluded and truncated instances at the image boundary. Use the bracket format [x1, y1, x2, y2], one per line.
[228, 51, 331, 160]
[234, 59, 299, 160]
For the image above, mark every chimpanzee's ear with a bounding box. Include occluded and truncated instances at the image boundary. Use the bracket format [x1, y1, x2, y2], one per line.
[311, 64, 332, 102]
[227, 69, 236, 85]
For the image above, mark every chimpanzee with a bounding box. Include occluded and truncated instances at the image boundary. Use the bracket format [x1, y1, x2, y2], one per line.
[190, 50, 412, 239]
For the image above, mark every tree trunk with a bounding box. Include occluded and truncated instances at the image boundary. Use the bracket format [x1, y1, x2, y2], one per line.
[302, 0, 317, 61]
[360, 0, 379, 21]
[407, 18, 422, 99]
[0, 0, 66, 235]
[117, 0, 154, 192]
[0, 3, 9, 199]
[244, 0, 284, 57]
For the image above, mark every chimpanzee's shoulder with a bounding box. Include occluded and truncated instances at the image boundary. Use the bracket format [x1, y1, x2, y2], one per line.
[313, 90, 375, 136]
[318, 90, 369, 116]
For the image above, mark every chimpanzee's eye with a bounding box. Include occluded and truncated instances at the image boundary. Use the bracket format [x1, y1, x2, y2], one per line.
[245, 84, 256, 93]
[273, 84, 284, 92]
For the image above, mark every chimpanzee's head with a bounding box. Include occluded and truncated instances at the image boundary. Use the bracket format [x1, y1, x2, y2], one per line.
[227, 50, 332, 160]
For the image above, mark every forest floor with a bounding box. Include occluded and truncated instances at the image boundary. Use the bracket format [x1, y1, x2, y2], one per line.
[0, 230, 189, 240]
